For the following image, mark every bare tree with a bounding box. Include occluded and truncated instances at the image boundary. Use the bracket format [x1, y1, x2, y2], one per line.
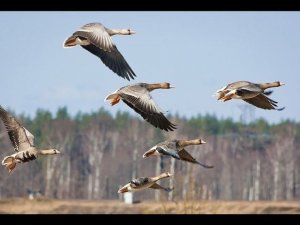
[84, 125, 109, 200]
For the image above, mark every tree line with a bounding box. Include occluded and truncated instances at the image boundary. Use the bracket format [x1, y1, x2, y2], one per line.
[0, 106, 299, 201]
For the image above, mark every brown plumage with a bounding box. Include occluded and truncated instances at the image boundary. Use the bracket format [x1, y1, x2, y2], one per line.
[118, 172, 173, 193]
[143, 139, 213, 168]
[0, 106, 60, 173]
[214, 81, 285, 110]
[63, 22, 136, 81]
[105, 82, 177, 132]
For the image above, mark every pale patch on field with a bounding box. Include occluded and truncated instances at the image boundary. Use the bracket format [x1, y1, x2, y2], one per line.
[0, 198, 300, 214]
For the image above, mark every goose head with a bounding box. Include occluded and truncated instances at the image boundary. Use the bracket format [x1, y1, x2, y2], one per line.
[120, 28, 136, 35]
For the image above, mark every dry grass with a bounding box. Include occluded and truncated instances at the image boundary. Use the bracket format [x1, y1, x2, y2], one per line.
[0, 198, 300, 214]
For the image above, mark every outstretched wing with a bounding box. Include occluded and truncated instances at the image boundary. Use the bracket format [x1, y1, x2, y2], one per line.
[66, 23, 136, 81]
[119, 87, 176, 131]
[243, 94, 285, 111]
[0, 106, 34, 152]
[81, 44, 136, 81]
[149, 183, 173, 192]
[178, 149, 214, 168]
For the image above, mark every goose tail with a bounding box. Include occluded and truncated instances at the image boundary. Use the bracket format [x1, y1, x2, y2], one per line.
[63, 36, 77, 48]
[104, 93, 121, 106]
[2, 156, 17, 173]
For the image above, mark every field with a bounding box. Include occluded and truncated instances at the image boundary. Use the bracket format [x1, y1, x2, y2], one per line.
[1, 198, 300, 214]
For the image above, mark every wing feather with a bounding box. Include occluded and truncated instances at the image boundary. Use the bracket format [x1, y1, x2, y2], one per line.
[243, 94, 285, 110]
[0, 106, 34, 152]
[118, 86, 176, 131]
[81, 44, 136, 81]
[178, 149, 214, 168]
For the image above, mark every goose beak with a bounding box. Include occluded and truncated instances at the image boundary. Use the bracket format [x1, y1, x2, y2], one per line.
[130, 30, 136, 35]
[169, 85, 175, 88]
[201, 140, 207, 144]
[279, 82, 285, 86]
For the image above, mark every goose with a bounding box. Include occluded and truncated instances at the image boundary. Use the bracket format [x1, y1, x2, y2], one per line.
[0, 106, 60, 173]
[105, 82, 177, 131]
[143, 139, 214, 169]
[214, 81, 285, 110]
[63, 22, 136, 81]
[118, 172, 173, 193]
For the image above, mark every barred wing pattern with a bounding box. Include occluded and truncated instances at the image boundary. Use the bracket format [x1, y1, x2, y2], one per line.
[81, 44, 136, 81]
[0, 106, 34, 152]
[119, 86, 176, 131]
[71, 23, 136, 81]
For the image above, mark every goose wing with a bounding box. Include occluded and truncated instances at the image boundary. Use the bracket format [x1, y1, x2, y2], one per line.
[119, 86, 176, 131]
[215, 81, 253, 99]
[226, 81, 253, 90]
[72, 23, 136, 81]
[73, 23, 115, 51]
[235, 83, 263, 96]
[0, 106, 34, 152]
[178, 149, 214, 168]
[243, 94, 285, 110]
[149, 183, 173, 192]
[81, 44, 136, 81]
[155, 141, 180, 159]
[130, 177, 150, 187]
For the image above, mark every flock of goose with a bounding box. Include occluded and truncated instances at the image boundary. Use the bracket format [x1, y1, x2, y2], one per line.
[0, 22, 285, 194]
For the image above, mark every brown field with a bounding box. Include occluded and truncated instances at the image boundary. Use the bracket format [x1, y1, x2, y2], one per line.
[1, 198, 300, 214]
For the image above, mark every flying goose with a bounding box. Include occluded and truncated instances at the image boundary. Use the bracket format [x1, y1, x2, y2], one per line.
[0, 106, 60, 173]
[214, 81, 285, 110]
[105, 82, 177, 132]
[63, 22, 136, 81]
[118, 172, 173, 193]
[143, 139, 214, 169]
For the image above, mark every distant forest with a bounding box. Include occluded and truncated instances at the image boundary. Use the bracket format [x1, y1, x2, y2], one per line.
[0, 106, 299, 201]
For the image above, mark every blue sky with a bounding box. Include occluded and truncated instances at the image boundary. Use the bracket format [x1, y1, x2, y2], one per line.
[0, 12, 299, 124]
